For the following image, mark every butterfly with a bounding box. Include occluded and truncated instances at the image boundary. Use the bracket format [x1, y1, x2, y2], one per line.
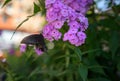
[21, 34, 47, 52]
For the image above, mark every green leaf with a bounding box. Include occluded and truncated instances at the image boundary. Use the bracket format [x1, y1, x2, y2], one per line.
[2, 0, 11, 8]
[97, 78, 111, 81]
[74, 47, 82, 61]
[78, 64, 88, 81]
[33, 2, 40, 14]
[10, 3, 40, 39]
[117, 62, 120, 71]
[38, 0, 46, 15]
[28, 68, 40, 78]
[11, 14, 35, 39]
[88, 60, 106, 76]
[109, 31, 119, 59]
[91, 77, 111, 81]
[82, 49, 100, 55]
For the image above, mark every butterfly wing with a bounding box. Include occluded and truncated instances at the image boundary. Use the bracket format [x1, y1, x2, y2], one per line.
[21, 34, 47, 52]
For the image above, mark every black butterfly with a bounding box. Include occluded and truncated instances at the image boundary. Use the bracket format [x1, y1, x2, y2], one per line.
[21, 34, 47, 52]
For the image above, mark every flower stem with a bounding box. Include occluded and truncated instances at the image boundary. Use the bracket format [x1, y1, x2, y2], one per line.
[65, 49, 70, 68]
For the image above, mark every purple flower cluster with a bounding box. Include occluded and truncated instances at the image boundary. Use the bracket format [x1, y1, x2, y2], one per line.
[43, 0, 93, 46]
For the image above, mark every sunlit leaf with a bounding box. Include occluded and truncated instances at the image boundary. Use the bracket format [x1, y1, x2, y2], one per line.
[34, 2, 40, 14]
[2, 0, 11, 8]
[11, 14, 35, 39]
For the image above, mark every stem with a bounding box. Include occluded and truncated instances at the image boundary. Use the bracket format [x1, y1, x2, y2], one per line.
[65, 49, 70, 68]
[75, 47, 82, 62]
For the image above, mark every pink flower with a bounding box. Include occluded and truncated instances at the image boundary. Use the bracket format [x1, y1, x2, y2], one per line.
[20, 44, 27, 52]
[46, 8, 58, 22]
[68, 21, 79, 29]
[77, 31, 86, 40]
[35, 48, 43, 55]
[51, 29, 62, 40]
[52, 20, 65, 29]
